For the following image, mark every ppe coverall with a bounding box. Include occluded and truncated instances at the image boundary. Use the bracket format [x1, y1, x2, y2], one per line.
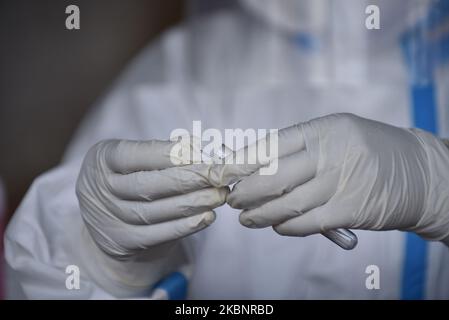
[4, 0, 449, 299]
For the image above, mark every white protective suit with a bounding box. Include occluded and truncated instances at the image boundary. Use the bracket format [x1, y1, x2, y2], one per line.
[4, 0, 449, 299]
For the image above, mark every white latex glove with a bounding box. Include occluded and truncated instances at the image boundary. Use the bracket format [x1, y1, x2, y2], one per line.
[221, 113, 449, 245]
[76, 139, 228, 296]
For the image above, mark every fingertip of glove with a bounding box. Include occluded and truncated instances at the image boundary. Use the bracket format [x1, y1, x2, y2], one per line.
[217, 186, 230, 200]
[201, 211, 216, 227]
[226, 192, 240, 209]
[226, 185, 245, 209]
[239, 211, 255, 228]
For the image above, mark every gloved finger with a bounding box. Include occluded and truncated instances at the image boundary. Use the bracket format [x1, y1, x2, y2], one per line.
[239, 170, 339, 228]
[208, 124, 306, 187]
[107, 163, 218, 201]
[103, 139, 189, 174]
[272, 201, 353, 237]
[124, 211, 216, 248]
[111, 187, 228, 225]
[227, 151, 316, 209]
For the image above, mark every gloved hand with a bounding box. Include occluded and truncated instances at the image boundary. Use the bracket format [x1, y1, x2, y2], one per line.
[222, 113, 449, 245]
[76, 139, 228, 295]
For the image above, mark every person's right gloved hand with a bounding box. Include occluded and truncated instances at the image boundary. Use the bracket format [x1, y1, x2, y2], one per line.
[214, 114, 449, 246]
[75, 139, 228, 296]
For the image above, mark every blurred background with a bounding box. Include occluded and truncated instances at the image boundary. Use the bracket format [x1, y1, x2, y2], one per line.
[0, 0, 184, 223]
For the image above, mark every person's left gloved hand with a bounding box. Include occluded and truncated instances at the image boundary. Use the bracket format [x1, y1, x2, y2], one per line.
[75, 138, 227, 296]
[222, 113, 449, 245]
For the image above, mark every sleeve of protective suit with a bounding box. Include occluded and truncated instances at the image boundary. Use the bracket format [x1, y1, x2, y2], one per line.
[220, 114, 449, 247]
[4, 164, 116, 298]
